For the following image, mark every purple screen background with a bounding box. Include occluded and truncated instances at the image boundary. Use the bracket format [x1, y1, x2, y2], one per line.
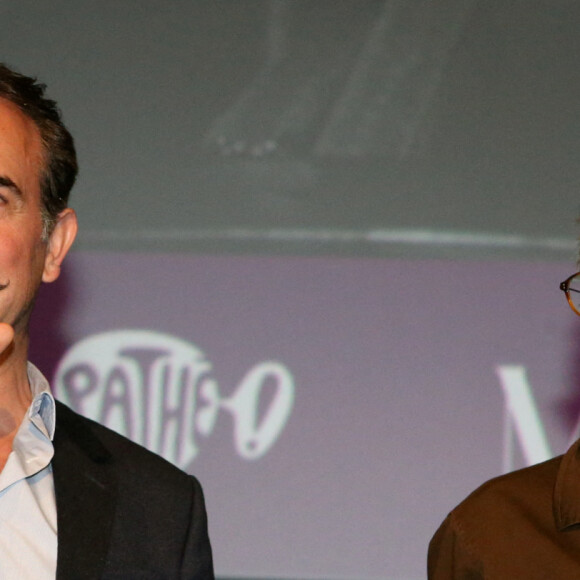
[29, 253, 578, 579]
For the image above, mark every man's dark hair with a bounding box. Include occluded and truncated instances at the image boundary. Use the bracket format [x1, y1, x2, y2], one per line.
[0, 63, 77, 236]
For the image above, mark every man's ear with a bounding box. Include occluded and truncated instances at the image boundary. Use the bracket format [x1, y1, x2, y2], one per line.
[42, 208, 78, 283]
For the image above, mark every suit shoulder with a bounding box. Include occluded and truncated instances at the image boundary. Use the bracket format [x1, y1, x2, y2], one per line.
[454, 455, 563, 518]
[435, 454, 564, 557]
[428, 453, 580, 576]
[54, 400, 195, 485]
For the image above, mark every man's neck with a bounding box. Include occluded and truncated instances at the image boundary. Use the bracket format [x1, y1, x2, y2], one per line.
[0, 335, 32, 472]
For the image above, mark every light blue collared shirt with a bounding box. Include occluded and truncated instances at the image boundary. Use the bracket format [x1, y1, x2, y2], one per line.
[0, 362, 57, 579]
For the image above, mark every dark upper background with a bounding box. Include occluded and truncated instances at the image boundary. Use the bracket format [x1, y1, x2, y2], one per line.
[1, 0, 578, 260]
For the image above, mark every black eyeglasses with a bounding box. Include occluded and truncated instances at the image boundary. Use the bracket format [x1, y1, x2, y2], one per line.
[560, 272, 580, 316]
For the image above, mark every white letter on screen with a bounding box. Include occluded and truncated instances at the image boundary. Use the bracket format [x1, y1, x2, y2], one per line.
[496, 365, 551, 472]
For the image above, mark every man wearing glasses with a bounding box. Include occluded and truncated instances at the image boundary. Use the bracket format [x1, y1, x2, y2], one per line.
[427, 273, 580, 577]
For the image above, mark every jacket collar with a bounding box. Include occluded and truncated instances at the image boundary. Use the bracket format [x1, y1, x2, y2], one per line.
[52, 401, 118, 580]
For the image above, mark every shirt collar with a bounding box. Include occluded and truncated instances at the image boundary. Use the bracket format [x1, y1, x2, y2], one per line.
[0, 363, 56, 488]
[26, 362, 56, 441]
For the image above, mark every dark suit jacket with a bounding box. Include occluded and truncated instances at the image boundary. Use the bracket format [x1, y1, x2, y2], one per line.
[428, 439, 580, 578]
[51, 401, 214, 579]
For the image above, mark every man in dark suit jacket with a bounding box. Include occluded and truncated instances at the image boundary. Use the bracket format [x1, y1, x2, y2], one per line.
[0, 63, 214, 578]
[53, 402, 213, 579]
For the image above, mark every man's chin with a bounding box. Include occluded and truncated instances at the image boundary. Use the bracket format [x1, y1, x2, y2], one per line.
[0, 325, 15, 363]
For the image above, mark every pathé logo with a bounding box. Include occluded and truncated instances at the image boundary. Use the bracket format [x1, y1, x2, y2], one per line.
[54, 330, 295, 468]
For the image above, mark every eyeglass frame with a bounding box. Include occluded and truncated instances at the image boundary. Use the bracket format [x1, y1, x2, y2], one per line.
[560, 271, 580, 316]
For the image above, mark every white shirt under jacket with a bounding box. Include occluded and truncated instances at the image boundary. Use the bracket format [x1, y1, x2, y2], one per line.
[0, 362, 57, 579]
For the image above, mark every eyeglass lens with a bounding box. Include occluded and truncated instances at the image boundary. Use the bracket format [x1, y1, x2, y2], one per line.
[567, 274, 580, 313]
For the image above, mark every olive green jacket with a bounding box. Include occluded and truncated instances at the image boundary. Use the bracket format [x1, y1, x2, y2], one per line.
[428, 439, 580, 578]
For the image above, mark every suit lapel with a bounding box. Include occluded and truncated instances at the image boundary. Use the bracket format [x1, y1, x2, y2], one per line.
[52, 402, 118, 580]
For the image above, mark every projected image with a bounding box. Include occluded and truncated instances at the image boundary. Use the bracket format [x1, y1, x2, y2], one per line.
[3, 1, 580, 579]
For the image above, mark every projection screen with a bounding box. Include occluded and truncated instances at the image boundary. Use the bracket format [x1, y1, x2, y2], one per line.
[3, 1, 580, 578]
